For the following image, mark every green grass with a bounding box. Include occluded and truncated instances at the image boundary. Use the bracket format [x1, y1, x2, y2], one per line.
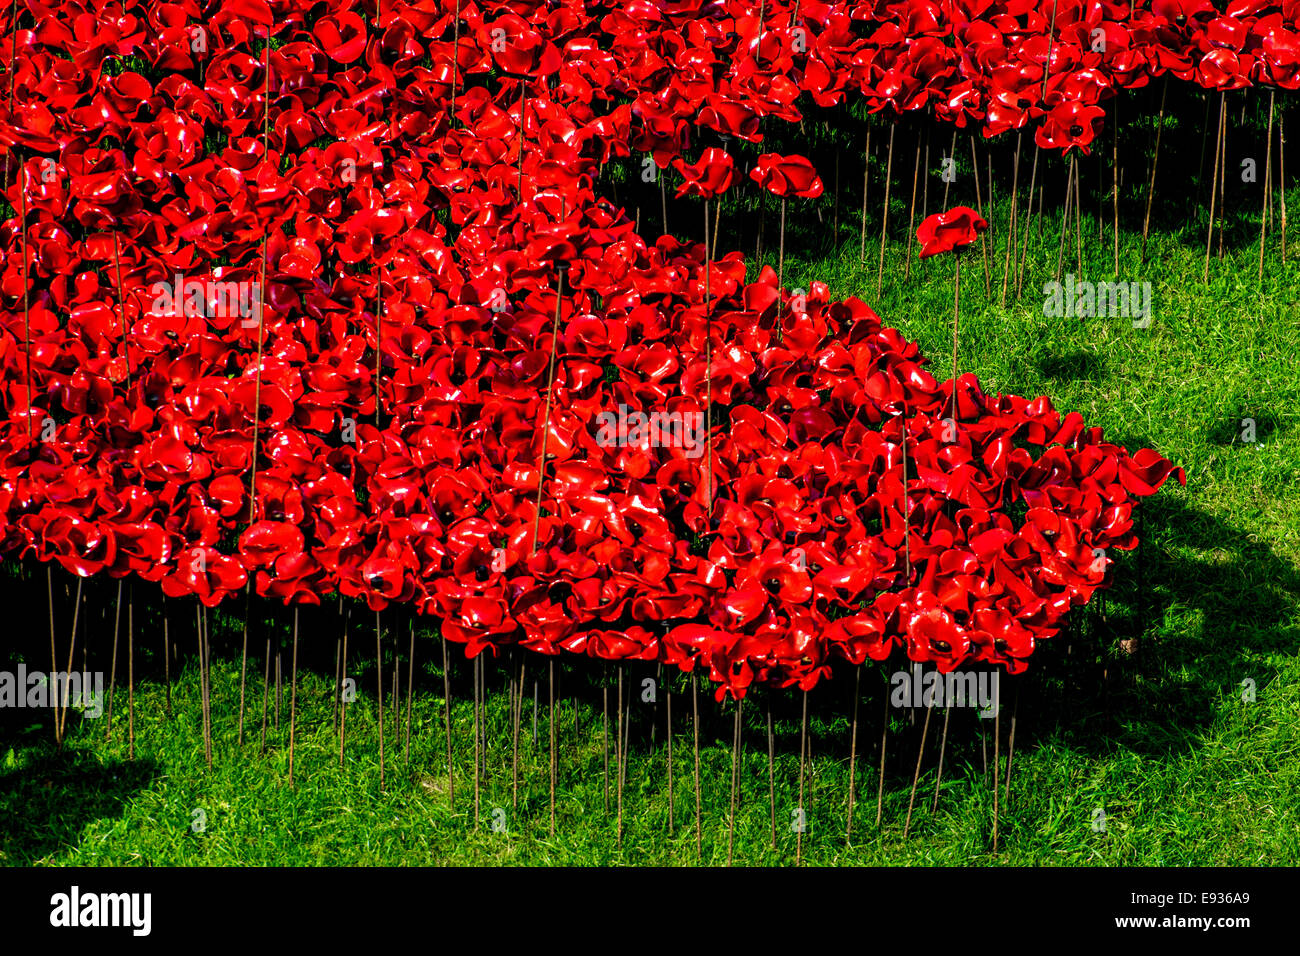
[3, 205, 1299, 866]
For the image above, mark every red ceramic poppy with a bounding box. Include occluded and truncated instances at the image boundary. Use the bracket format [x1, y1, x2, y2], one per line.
[916, 206, 990, 258]
[671, 147, 736, 198]
[748, 153, 824, 199]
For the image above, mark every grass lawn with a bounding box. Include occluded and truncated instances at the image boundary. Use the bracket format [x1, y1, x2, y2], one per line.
[3, 198, 1298, 866]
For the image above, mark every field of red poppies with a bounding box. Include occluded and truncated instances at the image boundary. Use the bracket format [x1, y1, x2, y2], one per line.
[1, 0, 1297, 866]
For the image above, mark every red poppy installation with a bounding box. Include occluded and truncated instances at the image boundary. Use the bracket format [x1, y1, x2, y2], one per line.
[0, 0, 1196, 721]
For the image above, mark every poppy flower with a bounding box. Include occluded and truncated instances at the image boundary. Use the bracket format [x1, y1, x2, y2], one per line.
[1035, 100, 1107, 152]
[916, 206, 989, 258]
[671, 148, 736, 198]
[748, 153, 824, 198]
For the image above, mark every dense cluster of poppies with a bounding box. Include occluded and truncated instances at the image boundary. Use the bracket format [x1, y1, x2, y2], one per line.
[0, 0, 1194, 697]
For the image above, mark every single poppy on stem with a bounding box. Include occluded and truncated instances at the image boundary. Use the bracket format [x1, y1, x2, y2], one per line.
[749, 153, 823, 289]
[918, 206, 988, 422]
[672, 147, 734, 527]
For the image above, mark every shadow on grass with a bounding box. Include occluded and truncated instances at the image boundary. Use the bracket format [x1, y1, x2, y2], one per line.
[1036, 348, 1107, 382]
[1204, 407, 1286, 446]
[1019, 480, 1300, 760]
[0, 744, 157, 864]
